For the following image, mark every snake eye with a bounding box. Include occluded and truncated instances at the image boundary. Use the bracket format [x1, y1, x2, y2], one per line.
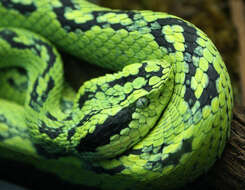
[136, 97, 149, 109]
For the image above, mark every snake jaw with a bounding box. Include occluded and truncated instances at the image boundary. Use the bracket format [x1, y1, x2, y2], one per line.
[64, 60, 174, 160]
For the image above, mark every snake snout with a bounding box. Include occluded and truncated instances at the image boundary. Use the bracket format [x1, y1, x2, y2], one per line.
[74, 60, 174, 160]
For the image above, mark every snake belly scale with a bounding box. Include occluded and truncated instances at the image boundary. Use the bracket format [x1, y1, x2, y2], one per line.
[0, 0, 233, 189]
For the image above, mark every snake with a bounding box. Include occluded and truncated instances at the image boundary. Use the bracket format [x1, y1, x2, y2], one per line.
[0, 0, 233, 189]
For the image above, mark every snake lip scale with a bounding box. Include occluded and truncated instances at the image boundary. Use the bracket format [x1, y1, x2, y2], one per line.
[0, 0, 233, 189]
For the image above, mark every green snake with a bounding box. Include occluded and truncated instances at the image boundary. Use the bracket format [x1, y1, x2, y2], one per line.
[0, 0, 233, 189]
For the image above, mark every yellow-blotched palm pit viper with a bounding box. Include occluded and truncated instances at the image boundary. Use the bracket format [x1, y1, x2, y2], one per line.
[0, 0, 233, 189]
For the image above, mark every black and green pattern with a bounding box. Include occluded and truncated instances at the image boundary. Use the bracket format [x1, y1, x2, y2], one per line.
[0, 0, 233, 189]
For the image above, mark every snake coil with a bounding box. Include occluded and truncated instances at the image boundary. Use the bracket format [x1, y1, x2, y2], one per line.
[0, 0, 233, 189]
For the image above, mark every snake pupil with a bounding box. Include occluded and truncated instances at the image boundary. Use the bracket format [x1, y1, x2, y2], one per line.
[136, 97, 149, 108]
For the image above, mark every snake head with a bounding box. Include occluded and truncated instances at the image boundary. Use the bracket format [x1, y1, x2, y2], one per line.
[72, 60, 174, 160]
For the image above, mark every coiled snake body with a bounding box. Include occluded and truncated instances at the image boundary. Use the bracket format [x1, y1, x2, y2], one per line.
[0, 0, 233, 189]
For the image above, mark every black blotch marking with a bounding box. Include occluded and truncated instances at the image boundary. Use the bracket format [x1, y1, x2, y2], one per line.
[1, 0, 36, 15]
[16, 67, 27, 75]
[67, 128, 76, 141]
[199, 64, 219, 108]
[110, 23, 123, 30]
[40, 78, 55, 102]
[38, 121, 63, 139]
[7, 78, 15, 86]
[40, 44, 57, 78]
[29, 78, 55, 111]
[29, 80, 40, 111]
[46, 112, 58, 121]
[75, 110, 99, 128]
[64, 115, 73, 121]
[147, 18, 175, 51]
[78, 85, 105, 110]
[184, 62, 197, 108]
[124, 148, 142, 156]
[162, 137, 193, 167]
[78, 91, 94, 109]
[76, 104, 136, 153]
[206, 63, 219, 81]
[156, 143, 168, 154]
[7, 78, 27, 92]
[118, 144, 169, 169]
[141, 143, 168, 171]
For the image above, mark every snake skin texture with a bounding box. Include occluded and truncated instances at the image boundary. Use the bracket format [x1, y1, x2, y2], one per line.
[0, 0, 233, 189]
